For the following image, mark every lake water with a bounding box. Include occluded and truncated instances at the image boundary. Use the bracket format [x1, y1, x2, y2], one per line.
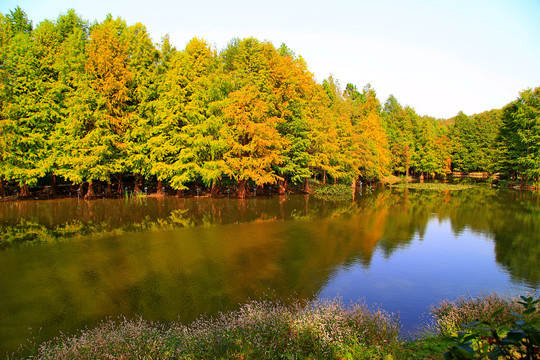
[0, 186, 538, 355]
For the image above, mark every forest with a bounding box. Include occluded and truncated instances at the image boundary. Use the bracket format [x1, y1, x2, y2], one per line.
[1, 7, 539, 199]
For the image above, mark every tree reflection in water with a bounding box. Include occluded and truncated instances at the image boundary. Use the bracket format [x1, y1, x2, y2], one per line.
[0, 187, 538, 354]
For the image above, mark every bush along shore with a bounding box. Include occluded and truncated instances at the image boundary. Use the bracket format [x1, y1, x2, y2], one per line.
[9, 293, 539, 360]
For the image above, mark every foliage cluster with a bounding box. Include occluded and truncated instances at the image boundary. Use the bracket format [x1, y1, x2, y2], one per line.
[0, 7, 456, 200]
[440, 295, 540, 359]
[20, 298, 401, 360]
[449, 88, 540, 186]
[431, 293, 524, 337]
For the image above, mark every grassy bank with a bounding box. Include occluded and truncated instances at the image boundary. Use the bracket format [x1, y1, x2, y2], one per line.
[313, 184, 355, 201]
[10, 294, 538, 360]
[391, 182, 476, 191]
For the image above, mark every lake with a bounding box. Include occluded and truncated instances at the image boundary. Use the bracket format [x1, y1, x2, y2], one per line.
[0, 186, 538, 356]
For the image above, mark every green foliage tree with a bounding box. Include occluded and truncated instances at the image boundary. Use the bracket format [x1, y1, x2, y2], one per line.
[172, 38, 223, 194]
[122, 22, 159, 192]
[269, 46, 316, 193]
[450, 109, 502, 173]
[0, 12, 54, 196]
[383, 95, 415, 176]
[498, 87, 540, 182]
[56, 15, 133, 197]
[412, 115, 452, 178]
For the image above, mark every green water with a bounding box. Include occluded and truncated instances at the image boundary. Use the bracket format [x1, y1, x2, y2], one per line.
[0, 186, 538, 356]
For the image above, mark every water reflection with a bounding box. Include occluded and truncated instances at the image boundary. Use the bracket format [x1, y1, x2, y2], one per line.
[0, 187, 538, 355]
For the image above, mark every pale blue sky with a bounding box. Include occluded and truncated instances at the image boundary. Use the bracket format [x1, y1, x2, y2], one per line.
[2, 0, 539, 119]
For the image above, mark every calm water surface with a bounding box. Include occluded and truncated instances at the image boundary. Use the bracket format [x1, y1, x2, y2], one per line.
[0, 187, 538, 355]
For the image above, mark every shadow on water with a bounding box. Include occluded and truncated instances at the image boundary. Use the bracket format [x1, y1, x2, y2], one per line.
[0, 187, 538, 355]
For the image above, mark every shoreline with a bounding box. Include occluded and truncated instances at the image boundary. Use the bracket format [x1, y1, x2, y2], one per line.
[8, 293, 537, 360]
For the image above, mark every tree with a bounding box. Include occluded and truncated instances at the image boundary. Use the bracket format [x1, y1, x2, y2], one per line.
[171, 38, 224, 194]
[313, 76, 357, 184]
[5, 6, 32, 34]
[146, 38, 189, 193]
[382, 95, 415, 176]
[222, 83, 287, 197]
[216, 38, 294, 197]
[56, 15, 132, 197]
[50, 10, 89, 193]
[498, 87, 540, 182]
[268, 45, 317, 192]
[0, 16, 52, 197]
[412, 115, 452, 178]
[122, 22, 159, 192]
[354, 84, 391, 180]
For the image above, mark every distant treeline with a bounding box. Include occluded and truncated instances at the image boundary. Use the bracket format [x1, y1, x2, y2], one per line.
[0, 7, 538, 198]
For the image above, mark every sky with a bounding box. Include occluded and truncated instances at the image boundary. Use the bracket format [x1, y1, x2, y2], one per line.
[2, 0, 540, 119]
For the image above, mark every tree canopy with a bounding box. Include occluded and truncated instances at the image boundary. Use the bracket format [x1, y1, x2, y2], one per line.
[0, 7, 537, 199]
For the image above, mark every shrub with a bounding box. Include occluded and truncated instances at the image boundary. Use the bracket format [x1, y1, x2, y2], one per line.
[432, 294, 540, 359]
[431, 293, 522, 337]
[24, 299, 401, 360]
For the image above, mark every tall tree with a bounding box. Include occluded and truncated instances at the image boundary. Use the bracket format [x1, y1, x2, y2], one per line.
[498, 87, 540, 182]
[269, 44, 317, 192]
[412, 115, 451, 178]
[57, 15, 132, 197]
[0, 10, 52, 197]
[450, 109, 502, 173]
[172, 38, 224, 194]
[382, 95, 415, 176]
[146, 37, 189, 193]
[122, 22, 159, 192]
[217, 38, 290, 197]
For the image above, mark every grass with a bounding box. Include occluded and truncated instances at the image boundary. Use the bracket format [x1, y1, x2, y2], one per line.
[391, 182, 476, 191]
[314, 184, 354, 201]
[399, 336, 454, 360]
[10, 294, 535, 360]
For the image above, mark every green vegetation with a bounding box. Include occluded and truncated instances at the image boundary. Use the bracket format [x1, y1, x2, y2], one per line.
[450, 110, 502, 174]
[11, 294, 538, 360]
[434, 294, 540, 359]
[2, 6, 536, 200]
[17, 299, 402, 360]
[391, 182, 476, 191]
[313, 184, 354, 201]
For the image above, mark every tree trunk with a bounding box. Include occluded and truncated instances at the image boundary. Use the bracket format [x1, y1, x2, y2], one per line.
[334, 177, 338, 185]
[237, 179, 247, 198]
[116, 174, 123, 194]
[157, 180, 164, 195]
[134, 174, 143, 193]
[20, 183, 30, 198]
[0, 178, 4, 198]
[302, 178, 310, 193]
[105, 181, 112, 197]
[278, 180, 286, 195]
[50, 174, 58, 196]
[211, 178, 221, 197]
[323, 171, 326, 185]
[85, 181, 96, 199]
